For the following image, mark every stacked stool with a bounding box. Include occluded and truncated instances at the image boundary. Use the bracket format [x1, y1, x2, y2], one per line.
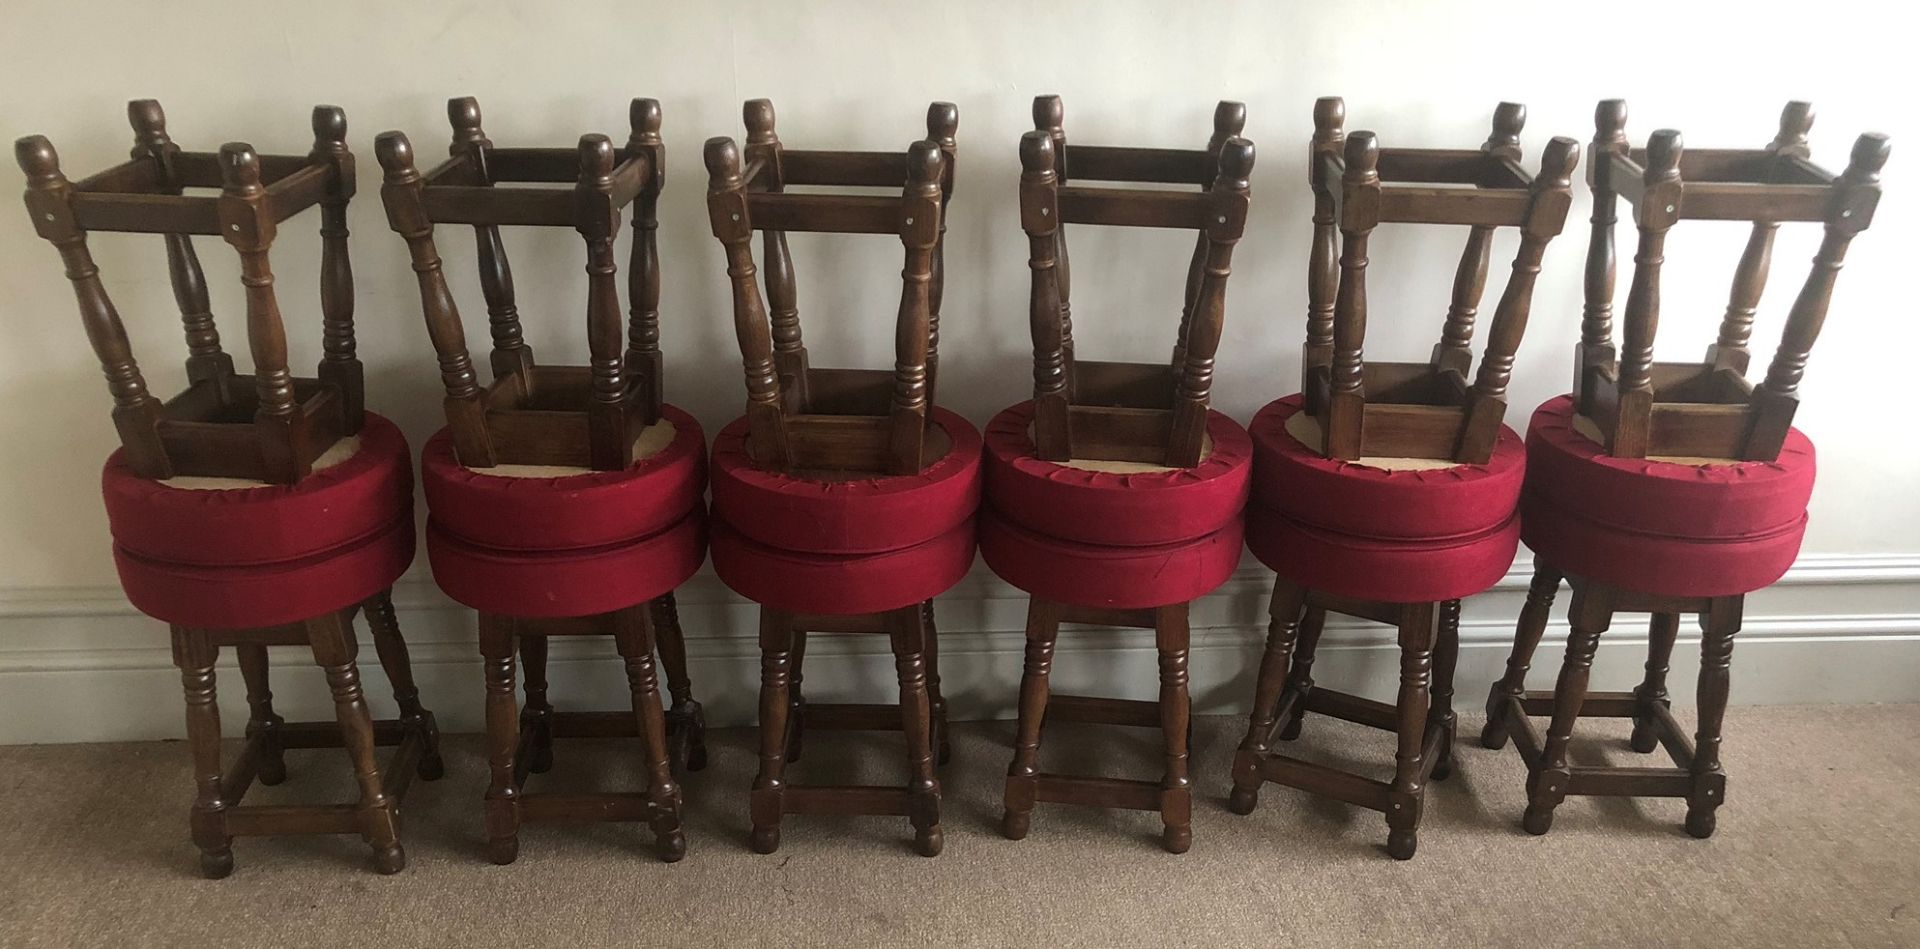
[377, 98, 703, 863]
[17, 102, 441, 876]
[1481, 102, 1888, 838]
[985, 96, 1256, 854]
[703, 100, 972, 857]
[1231, 99, 1578, 859]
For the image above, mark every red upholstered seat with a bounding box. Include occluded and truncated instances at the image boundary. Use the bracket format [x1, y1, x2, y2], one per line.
[1245, 503, 1519, 604]
[1523, 395, 1816, 540]
[978, 508, 1244, 610]
[984, 400, 1251, 547]
[709, 407, 982, 555]
[709, 515, 975, 615]
[421, 405, 707, 551]
[1249, 395, 1524, 541]
[1522, 494, 1805, 598]
[426, 506, 708, 619]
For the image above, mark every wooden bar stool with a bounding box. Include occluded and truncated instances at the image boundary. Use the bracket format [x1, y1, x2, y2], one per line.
[377, 97, 704, 863]
[704, 99, 970, 857]
[983, 96, 1256, 854]
[1230, 99, 1578, 859]
[16, 102, 441, 877]
[1481, 101, 1889, 838]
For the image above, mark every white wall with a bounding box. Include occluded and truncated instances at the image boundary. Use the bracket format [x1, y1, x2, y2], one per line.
[1, 1, 1915, 742]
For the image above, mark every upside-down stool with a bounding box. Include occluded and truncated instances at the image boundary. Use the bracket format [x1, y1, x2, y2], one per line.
[704, 100, 970, 857]
[1230, 98, 1579, 859]
[1480, 101, 1889, 839]
[377, 97, 703, 863]
[16, 102, 440, 877]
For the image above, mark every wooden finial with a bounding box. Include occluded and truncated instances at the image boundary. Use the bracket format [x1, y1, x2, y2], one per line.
[1646, 129, 1683, 183]
[629, 97, 663, 145]
[743, 99, 777, 144]
[578, 134, 615, 185]
[1019, 129, 1055, 174]
[127, 99, 170, 153]
[448, 96, 487, 146]
[15, 135, 63, 185]
[1773, 101, 1815, 154]
[1595, 99, 1628, 146]
[1539, 136, 1580, 190]
[907, 139, 944, 189]
[375, 131, 420, 180]
[1344, 131, 1380, 182]
[1214, 101, 1248, 139]
[926, 101, 959, 146]
[1844, 131, 1892, 183]
[704, 136, 742, 187]
[1216, 137, 1255, 189]
[1313, 97, 1345, 141]
[219, 142, 264, 195]
[311, 105, 348, 154]
[1033, 94, 1064, 132]
[1487, 102, 1526, 158]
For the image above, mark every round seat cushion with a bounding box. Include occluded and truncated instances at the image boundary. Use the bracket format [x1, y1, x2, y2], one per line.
[978, 508, 1244, 610]
[1249, 395, 1525, 541]
[1522, 492, 1806, 598]
[422, 404, 706, 552]
[983, 400, 1252, 547]
[709, 515, 975, 615]
[1245, 503, 1520, 604]
[710, 407, 982, 554]
[1524, 394, 1816, 540]
[102, 412, 413, 567]
[426, 506, 707, 619]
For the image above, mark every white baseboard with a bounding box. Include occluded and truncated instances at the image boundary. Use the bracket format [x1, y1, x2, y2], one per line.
[1, 553, 1916, 744]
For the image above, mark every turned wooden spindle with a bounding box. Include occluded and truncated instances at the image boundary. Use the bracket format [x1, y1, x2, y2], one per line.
[925, 101, 959, 416]
[218, 142, 304, 482]
[1019, 130, 1069, 461]
[1706, 102, 1815, 374]
[575, 134, 629, 470]
[1324, 131, 1380, 460]
[129, 99, 233, 391]
[705, 136, 789, 470]
[625, 97, 666, 421]
[1034, 95, 1075, 399]
[310, 105, 364, 429]
[1175, 101, 1246, 372]
[744, 99, 808, 411]
[1434, 102, 1527, 375]
[1612, 129, 1684, 458]
[1302, 96, 1345, 407]
[888, 141, 944, 474]
[1577, 99, 1630, 410]
[1167, 137, 1254, 467]
[448, 97, 534, 383]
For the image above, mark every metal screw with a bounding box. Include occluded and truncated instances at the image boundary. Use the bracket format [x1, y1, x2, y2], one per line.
[230, 223, 240, 231]
[1040, 207, 1049, 216]
[1665, 205, 1675, 213]
[905, 217, 914, 225]
[1217, 215, 1227, 224]
[43, 213, 54, 221]
[730, 213, 740, 221]
[1392, 803, 1401, 810]
[1841, 209, 1853, 218]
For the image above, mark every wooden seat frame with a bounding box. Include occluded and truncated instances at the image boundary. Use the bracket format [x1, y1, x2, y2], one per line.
[1231, 101, 1579, 860]
[1000, 95, 1253, 855]
[376, 98, 702, 864]
[1481, 101, 1889, 840]
[704, 99, 957, 857]
[16, 102, 442, 877]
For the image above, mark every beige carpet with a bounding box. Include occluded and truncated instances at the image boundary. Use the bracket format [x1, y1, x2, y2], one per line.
[2, 705, 1917, 948]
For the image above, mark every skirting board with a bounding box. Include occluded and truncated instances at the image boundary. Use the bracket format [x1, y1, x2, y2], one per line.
[0, 552, 1915, 744]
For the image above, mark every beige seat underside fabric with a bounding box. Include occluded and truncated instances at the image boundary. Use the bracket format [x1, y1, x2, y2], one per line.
[1570, 413, 1742, 467]
[469, 418, 679, 478]
[160, 436, 364, 491]
[1283, 411, 1465, 472]
[1027, 424, 1214, 474]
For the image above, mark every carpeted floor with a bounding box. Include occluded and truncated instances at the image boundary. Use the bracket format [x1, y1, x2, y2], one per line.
[1, 705, 1916, 948]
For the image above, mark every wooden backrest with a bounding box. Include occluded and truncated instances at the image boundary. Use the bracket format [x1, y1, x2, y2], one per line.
[16, 101, 360, 484]
[1576, 100, 1889, 461]
[1302, 98, 1579, 463]
[704, 99, 956, 477]
[1019, 95, 1255, 468]
[375, 97, 665, 470]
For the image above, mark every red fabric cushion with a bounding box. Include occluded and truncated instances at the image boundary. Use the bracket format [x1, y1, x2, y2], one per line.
[426, 506, 707, 619]
[1524, 395, 1816, 540]
[983, 400, 1252, 547]
[102, 412, 413, 567]
[113, 513, 415, 630]
[1245, 503, 1520, 604]
[422, 404, 706, 551]
[978, 508, 1244, 610]
[1249, 394, 1525, 541]
[710, 407, 982, 554]
[709, 514, 975, 615]
[1522, 492, 1806, 598]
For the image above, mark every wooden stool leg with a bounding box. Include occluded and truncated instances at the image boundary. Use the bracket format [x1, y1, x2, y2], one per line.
[1231, 579, 1307, 815]
[750, 609, 794, 854]
[365, 589, 444, 780]
[1630, 611, 1681, 753]
[1429, 599, 1462, 781]
[1155, 604, 1194, 854]
[1482, 564, 1564, 749]
[172, 627, 232, 879]
[309, 613, 403, 874]
[924, 599, 952, 766]
[518, 635, 554, 775]
[1386, 603, 1436, 860]
[1276, 605, 1327, 741]
[616, 605, 687, 861]
[784, 629, 808, 764]
[891, 606, 944, 857]
[1001, 599, 1061, 840]
[1687, 596, 1741, 839]
[235, 642, 287, 787]
[651, 593, 707, 771]
[1524, 586, 1612, 836]
[478, 615, 521, 865]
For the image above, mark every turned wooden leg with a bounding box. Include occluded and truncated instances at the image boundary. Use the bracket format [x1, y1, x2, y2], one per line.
[892, 606, 944, 857]
[1386, 602, 1436, 860]
[235, 642, 286, 787]
[1231, 579, 1306, 815]
[1525, 585, 1612, 836]
[1277, 606, 1327, 741]
[615, 605, 686, 862]
[1002, 599, 1060, 840]
[309, 612, 403, 874]
[1429, 599, 1462, 781]
[172, 627, 232, 879]
[651, 593, 706, 772]
[517, 635, 554, 775]
[750, 609, 794, 854]
[784, 629, 808, 764]
[1630, 611, 1681, 754]
[1156, 604, 1194, 854]
[924, 600, 952, 766]
[1483, 565, 1564, 749]
[478, 615, 521, 865]
[1687, 596, 1742, 839]
[365, 589, 443, 780]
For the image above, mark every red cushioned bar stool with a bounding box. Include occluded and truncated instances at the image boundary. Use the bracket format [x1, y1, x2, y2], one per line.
[1230, 99, 1579, 859]
[16, 103, 441, 877]
[1480, 102, 1889, 839]
[377, 97, 702, 863]
[704, 100, 968, 857]
[986, 96, 1255, 854]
